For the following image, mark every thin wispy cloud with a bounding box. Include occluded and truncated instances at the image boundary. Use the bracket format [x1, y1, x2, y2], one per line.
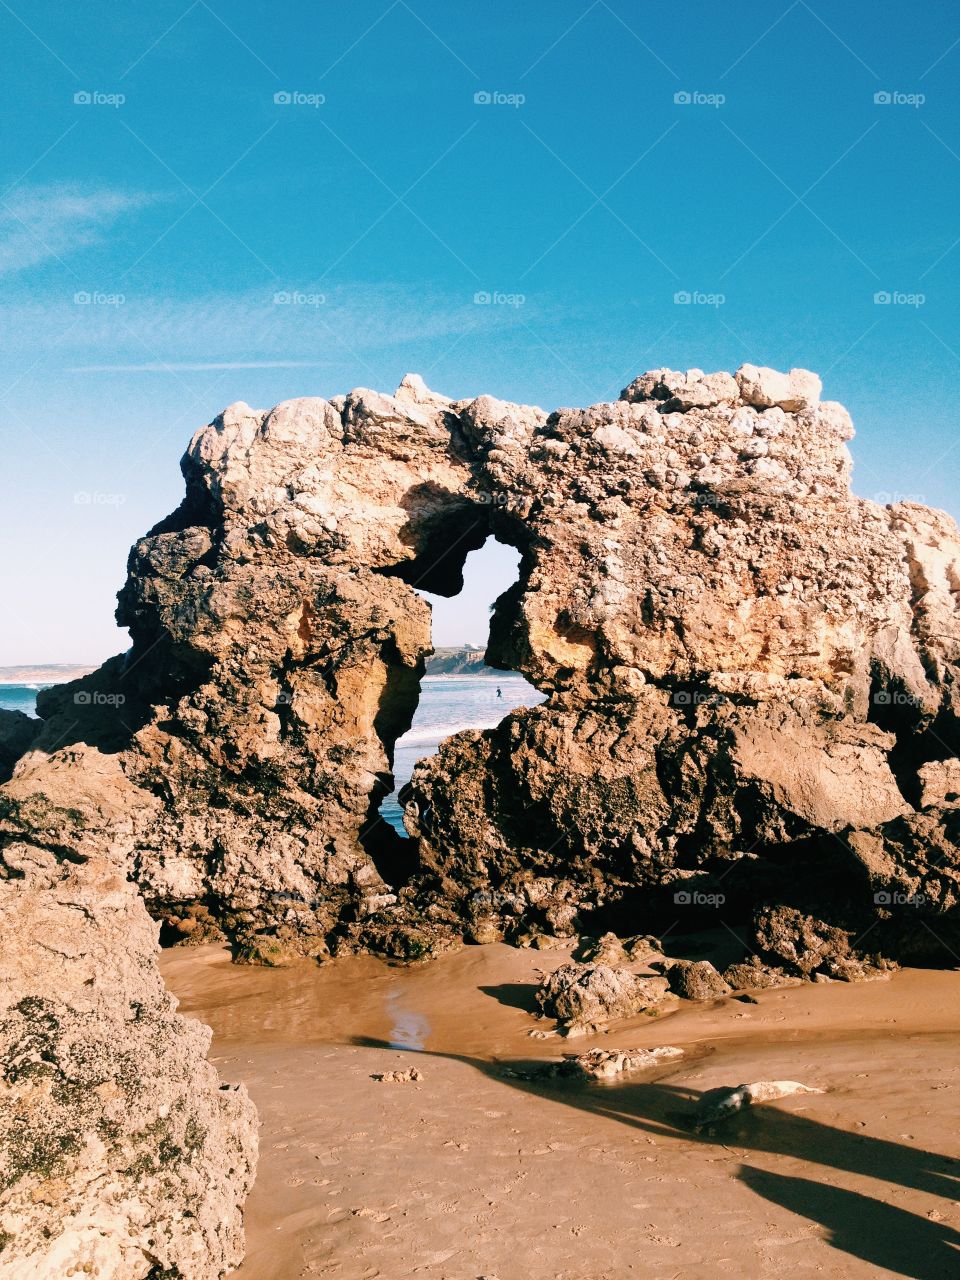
[0, 284, 530, 369]
[68, 360, 328, 373]
[0, 184, 154, 277]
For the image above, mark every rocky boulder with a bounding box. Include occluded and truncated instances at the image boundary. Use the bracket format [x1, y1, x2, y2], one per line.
[0, 851, 257, 1278]
[535, 962, 670, 1035]
[666, 959, 731, 1001]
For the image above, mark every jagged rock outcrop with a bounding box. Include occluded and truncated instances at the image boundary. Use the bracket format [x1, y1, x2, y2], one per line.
[403, 366, 960, 963]
[2, 365, 959, 974]
[0, 714, 257, 1276]
[0, 849, 257, 1278]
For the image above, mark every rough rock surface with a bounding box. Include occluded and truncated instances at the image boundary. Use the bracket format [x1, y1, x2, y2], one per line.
[0, 850, 257, 1278]
[753, 905, 896, 981]
[3, 365, 959, 971]
[564, 1046, 684, 1080]
[722, 957, 801, 992]
[501, 1045, 683, 1082]
[535, 962, 670, 1035]
[666, 959, 732, 1001]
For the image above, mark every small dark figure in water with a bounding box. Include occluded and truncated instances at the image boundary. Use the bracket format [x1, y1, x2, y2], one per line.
[496, 686, 503, 698]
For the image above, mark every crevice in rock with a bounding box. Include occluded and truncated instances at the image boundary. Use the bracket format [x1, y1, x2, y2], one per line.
[371, 527, 536, 870]
[868, 664, 959, 806]
[359, 643, 425, 889]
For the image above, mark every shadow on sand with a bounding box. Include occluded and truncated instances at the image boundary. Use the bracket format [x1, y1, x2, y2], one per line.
[354, 1035, 960, 1279]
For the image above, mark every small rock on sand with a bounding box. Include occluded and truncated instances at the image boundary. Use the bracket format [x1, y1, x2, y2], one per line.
[667, 959, 731, 1001]
[536, 962, 669, 1035]
[501, 1046, 683, 1083]
[371, 1068, 424, 1084]
[566, 1046, 684, 1080]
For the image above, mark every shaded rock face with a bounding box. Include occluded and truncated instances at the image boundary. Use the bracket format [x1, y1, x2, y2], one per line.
[0, 711, 40, 785]
[0, 847, 257, 1278]
[3, 366, 959, 972]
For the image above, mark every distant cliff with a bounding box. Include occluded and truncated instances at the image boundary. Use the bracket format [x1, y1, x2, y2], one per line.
[0, 664, 95, 685]
[425, 647, 500, 675]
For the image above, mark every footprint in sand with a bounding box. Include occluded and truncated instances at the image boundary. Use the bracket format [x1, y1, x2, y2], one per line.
[352, 1207, 392, 1223]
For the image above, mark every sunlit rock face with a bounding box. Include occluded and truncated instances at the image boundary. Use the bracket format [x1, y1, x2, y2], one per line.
[0, 846, 257, 1279]
[3, 366, 959, 972]
[403, 365, 960, 965]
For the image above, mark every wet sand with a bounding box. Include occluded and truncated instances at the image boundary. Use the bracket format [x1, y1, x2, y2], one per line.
[160, 944, 960, 1279]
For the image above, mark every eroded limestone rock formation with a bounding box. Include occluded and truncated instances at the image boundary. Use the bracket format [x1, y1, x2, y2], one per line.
[403, 365, 960, 967]
[0, 697, 258, 1277]
[3, 365, 959, 978]
[0, 852, 257, 1278]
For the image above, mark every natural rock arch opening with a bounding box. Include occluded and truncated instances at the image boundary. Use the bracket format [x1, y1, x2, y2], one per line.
[362, 529, 543, 889]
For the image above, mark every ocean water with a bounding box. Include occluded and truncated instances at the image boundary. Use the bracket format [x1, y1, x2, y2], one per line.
[0, 677, 545, 841]
[379, 674, 545, 836]
[0, 685, 47, 716]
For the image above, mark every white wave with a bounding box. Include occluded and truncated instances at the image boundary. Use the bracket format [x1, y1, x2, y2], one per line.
[421, 674, 533, 685]
[395, 717, 507, 747]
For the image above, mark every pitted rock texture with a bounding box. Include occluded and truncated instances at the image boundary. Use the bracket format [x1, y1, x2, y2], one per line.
[535, 962, 671, 1036]
[0, 848, 257, 1279]
[2, 365, 959, 971]
[403, 367, 960, 962]
[666, 959, 731, 1001]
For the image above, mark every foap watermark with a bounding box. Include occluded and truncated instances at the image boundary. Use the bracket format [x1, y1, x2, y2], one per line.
[474, 90, 525, 108]
[674, 290, 725, 308]
[74, 490, 126, 506]
[674, 890, 726, 906]
[872, 689, 924, 708]
[74, 291, 125, 306]
[874, 90, 924, 108]
[274, 90, 325, 107]
[474, 290, 525, 307]
[874, 890, 927, 907]
[74, 690, 126, 707]
[672, 690, 728, 707]
[874, 290, 925, 307]
[273, 290, 326, 307]
[872, 490, 925, 505]
[674, 90, 725, 108]
[74, 90, 125, 108]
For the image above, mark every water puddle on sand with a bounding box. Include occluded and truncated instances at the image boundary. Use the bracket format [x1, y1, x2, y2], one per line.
[384, 989, 431, 1050]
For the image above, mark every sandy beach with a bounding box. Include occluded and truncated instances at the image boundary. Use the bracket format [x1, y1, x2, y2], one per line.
[161, 944, 960, 1280]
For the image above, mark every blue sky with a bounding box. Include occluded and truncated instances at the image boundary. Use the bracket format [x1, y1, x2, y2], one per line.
[1, 1, 958, 662]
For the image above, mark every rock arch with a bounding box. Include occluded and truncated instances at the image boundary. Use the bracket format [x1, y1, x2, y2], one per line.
[3, 364, 959, 972]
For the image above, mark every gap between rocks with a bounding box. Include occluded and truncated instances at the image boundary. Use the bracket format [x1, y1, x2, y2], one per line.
[361, 524, 539, 891]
